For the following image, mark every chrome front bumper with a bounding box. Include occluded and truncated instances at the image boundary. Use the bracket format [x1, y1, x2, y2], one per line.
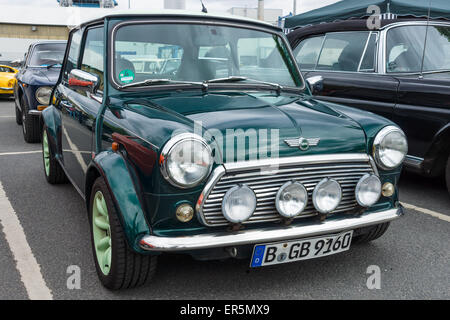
[139, 207, 403, 252]
[0, 87, 13, 90]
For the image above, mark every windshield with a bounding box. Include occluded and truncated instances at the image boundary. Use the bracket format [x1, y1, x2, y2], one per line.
[113, 23, 301, 88]
[29, 43, 66, 67]
[386, 25, 450, 73]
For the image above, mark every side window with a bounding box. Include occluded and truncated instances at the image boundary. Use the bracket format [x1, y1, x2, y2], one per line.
[81, 26, 104, 92]
[316, 32, 369, 72]
[386, 26, 426, 73]
[293, 36, 324, 70]
[63, 29, 82, 81]
[359, 33, 378, 72]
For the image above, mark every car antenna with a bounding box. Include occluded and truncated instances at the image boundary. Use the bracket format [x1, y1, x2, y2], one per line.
[200, 0, 208, 13]
[419, 0, 432, 79]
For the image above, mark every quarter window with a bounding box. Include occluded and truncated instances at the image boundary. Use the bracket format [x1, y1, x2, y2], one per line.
[293, 36, 324, 70]
[63, 29, 82, 81]
[360, 33, 378, 72]
[81, 27, 104, 92]
[316, 32, 370, 72]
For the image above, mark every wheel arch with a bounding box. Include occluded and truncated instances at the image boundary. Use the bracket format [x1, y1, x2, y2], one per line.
[423, 124, 450, 177]
[87, 151, 151, 254]
[41, 106, 62, 157]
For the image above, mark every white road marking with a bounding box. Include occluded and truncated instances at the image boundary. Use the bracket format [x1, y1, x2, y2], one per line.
[0, 150, 41, 156]
[0, 181, 53, 300]
[402, 202, 450, 223]
[0, 116, 14, 118]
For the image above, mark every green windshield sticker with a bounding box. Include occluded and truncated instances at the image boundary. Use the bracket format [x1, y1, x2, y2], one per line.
[119, 69, 135, 84]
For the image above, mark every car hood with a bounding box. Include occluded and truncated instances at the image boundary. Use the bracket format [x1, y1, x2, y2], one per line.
[110, 91, 368, 162]
[22, 67, 60, 85]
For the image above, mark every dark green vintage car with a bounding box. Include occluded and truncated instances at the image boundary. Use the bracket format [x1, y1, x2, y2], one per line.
[41, 11, 407, 289]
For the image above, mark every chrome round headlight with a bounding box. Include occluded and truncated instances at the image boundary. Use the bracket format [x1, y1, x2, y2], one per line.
[161, 133, 213, 188]
[222, 185, 256, 223]
[355, 174, 381, 207]
[373, 126, 408, 170]
[35, 86, 52, 105]
[275, 181, 308, 218]
[312, 178, 342, 213]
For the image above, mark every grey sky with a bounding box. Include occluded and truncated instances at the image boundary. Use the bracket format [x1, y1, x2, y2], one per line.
[0, 0, 339, 16]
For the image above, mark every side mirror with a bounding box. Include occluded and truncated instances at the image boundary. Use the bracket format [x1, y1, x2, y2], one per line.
[68, 69, 100, 94]
[306, 76, 324, 95]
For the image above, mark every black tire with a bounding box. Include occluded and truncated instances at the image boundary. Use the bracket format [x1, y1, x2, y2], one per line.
[15, 98, 22, 125]
[89, 177, 157, 290]
[21, 95, 40, 143]
[352, 222, 390, 244]
[446, 154, 450, 197]
[42, 126, 67, 184]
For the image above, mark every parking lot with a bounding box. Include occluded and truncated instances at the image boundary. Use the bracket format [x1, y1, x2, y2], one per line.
[0, 97, 449, 300]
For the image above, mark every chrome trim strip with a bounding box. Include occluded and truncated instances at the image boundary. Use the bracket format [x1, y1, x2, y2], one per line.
[139, 207, 403, 251]
[0, 87, 13, 90]
[223, 153, 370, 172]
[196, 165, 226, 226]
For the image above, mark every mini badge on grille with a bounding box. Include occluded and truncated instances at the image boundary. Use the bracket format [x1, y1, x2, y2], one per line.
[284, 137, 320, 151]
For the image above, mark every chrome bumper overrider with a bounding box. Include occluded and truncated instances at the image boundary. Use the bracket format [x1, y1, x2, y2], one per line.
[28, 110, 42, 116]
[139, 207, 403, 252]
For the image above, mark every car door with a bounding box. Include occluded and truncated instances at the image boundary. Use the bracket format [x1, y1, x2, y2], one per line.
[385, 24, 450, 160]
[293, 31, 399, 121]
[57, 26, 104, 194]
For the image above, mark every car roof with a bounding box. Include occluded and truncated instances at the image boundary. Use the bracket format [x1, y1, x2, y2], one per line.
[77, 9, 281, 31]
[287, 18, 450, 45]
[31, 40, 67, 47]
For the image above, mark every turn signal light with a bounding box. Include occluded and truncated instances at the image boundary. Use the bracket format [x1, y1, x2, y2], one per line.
[37, 105, 48, 111]
[112, 142, 119, 152]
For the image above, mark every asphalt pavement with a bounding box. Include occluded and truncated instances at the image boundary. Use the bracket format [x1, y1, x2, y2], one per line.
[0, 98, 449, 300]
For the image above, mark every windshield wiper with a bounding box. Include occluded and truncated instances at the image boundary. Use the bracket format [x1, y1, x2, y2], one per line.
[204, 76, 249, 83]
[46, 63, 62, 69]
[204, 76, 299, 94]
[120, 79, 203, 89]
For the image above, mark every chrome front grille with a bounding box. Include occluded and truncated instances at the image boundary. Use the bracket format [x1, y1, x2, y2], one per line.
[197, 154, 377, 227]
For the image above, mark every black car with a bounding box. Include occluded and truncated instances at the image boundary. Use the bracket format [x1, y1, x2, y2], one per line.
[288, 19, 450, 195]
[14, 41, 67, 142]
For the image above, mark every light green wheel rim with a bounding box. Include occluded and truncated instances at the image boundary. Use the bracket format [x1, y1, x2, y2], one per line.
[43, 131, 50, 177]
[92, 191, 112, 276]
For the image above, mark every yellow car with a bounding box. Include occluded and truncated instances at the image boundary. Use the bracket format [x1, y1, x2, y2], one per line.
[0, 65, 18, 97]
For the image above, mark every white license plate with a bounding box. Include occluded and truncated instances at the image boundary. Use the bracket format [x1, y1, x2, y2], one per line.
[250, 231, 353, 267]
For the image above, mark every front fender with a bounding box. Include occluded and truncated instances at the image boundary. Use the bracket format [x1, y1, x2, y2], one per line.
[92, 151, 151, 254]
[41, 105, 62, 158]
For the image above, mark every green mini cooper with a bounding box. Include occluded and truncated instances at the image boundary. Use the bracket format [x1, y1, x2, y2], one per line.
[41, 11, 407, 289]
